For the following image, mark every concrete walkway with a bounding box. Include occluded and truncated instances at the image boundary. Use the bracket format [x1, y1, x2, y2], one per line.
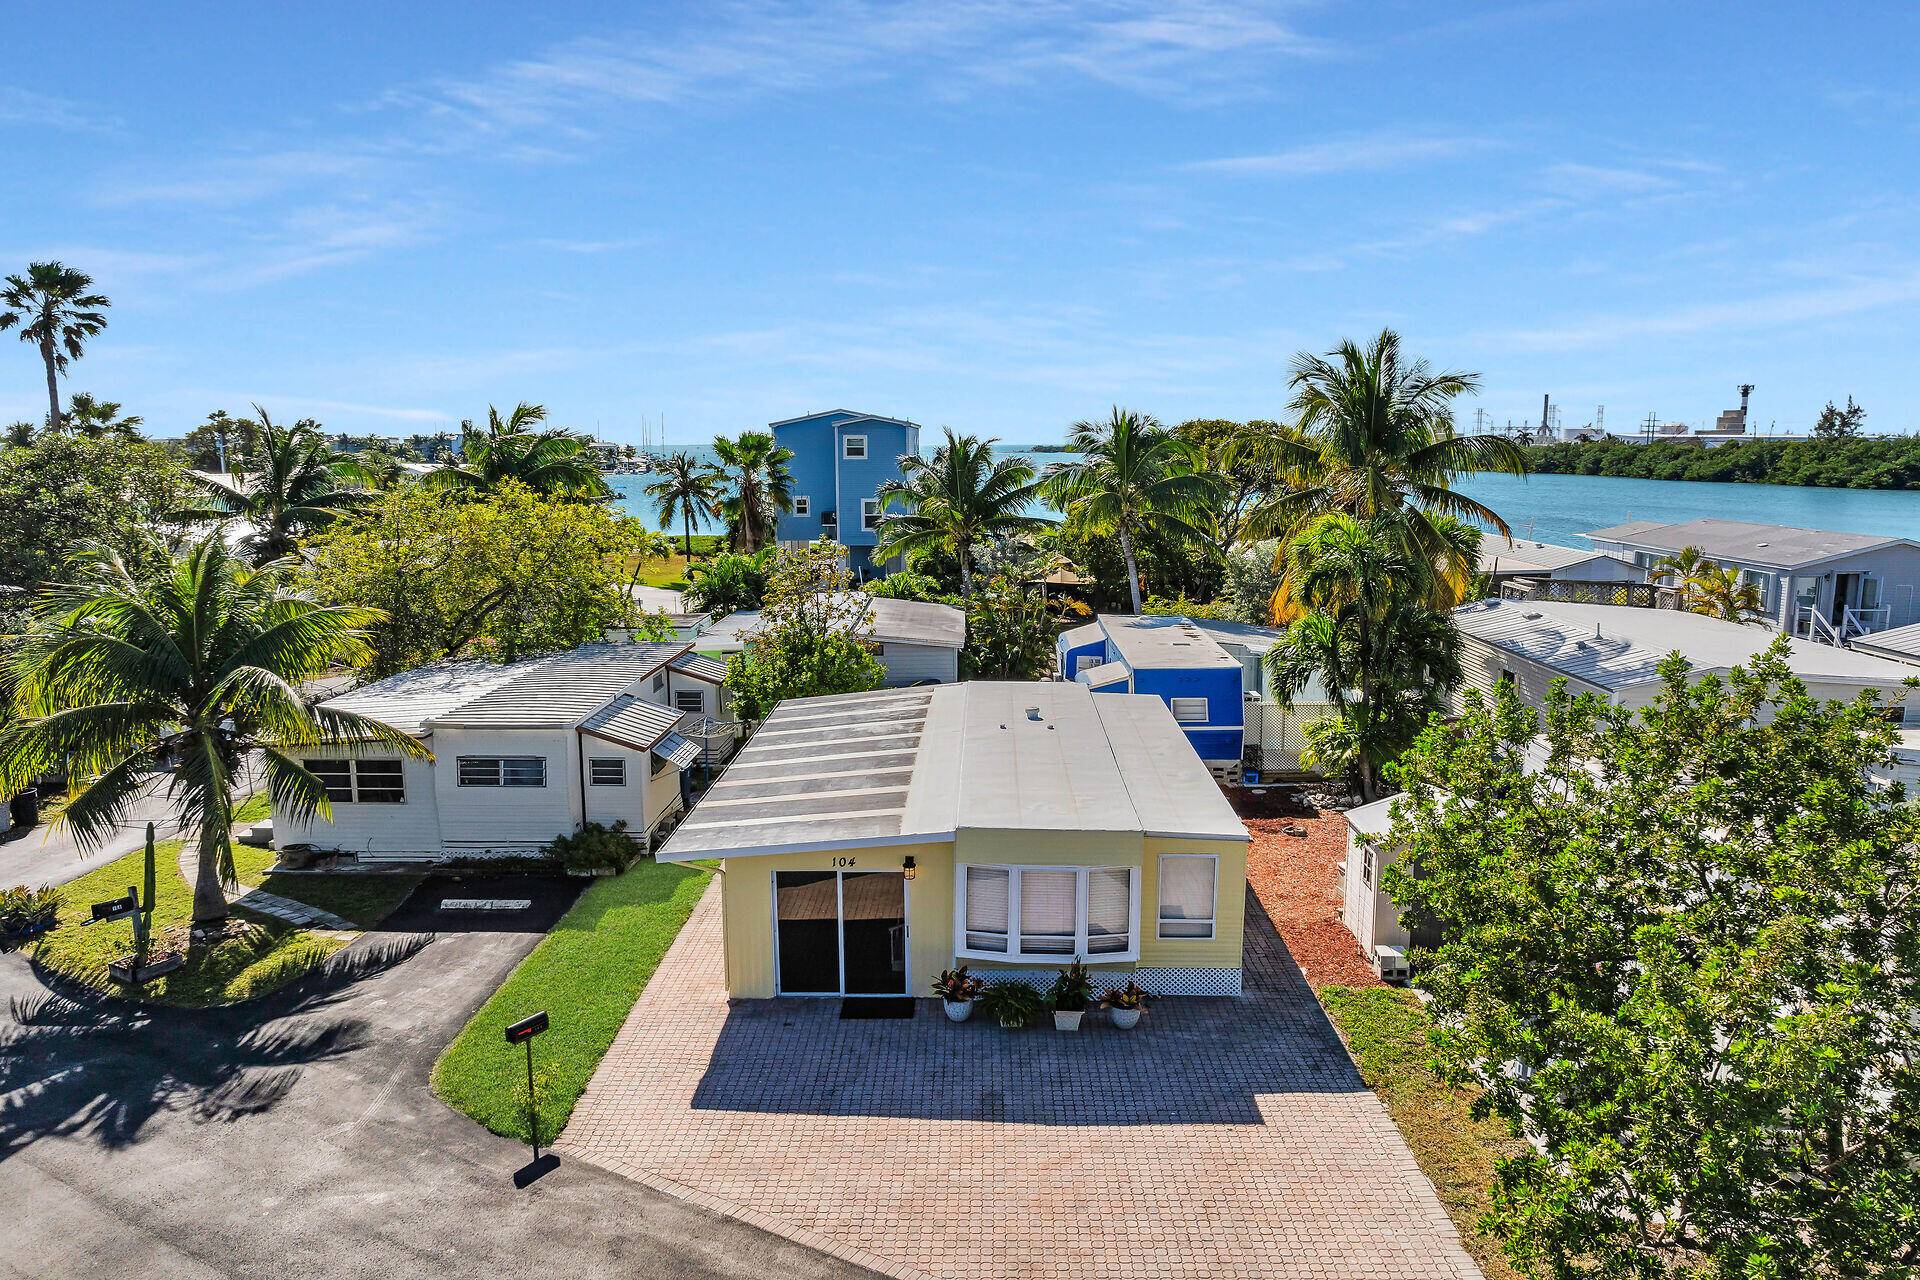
[562, 883, 1481, 1280]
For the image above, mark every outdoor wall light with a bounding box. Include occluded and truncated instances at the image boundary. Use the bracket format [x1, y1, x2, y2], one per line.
[902, 855, 917, 881]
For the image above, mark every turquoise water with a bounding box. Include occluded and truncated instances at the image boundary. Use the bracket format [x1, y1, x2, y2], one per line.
[608, 454, 1920, 550]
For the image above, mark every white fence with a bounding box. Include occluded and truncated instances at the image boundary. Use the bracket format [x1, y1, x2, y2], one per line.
[1243, 700, 1336, 777]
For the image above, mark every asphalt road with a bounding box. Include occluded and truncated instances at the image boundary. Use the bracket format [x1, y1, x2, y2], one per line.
[0, 773, 188, 891]
[0, 889, 876, 1280]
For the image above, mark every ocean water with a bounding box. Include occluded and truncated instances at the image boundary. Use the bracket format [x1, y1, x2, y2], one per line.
[608, 451, 1920, 550]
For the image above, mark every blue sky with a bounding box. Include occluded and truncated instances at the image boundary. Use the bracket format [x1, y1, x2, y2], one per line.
[5, 2, 1918, 445]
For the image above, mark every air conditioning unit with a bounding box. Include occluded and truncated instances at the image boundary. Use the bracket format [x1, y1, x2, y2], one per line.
[1243, 689, 1260, 703]
[1373, 945, 1410, 982]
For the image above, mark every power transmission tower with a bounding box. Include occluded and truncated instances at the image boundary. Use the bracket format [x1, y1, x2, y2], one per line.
[1642, 411, 1659, 443]
[1595, 405, 1605, 436]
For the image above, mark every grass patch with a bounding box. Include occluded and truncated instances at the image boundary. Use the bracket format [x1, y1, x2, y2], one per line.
[622, 547, 712, 591]
[232, 791, 272, 826]
[432, 858, 714, 1144]
[26, 838, 347, 1007]
[1319, 986, 1529, 1280]
[253, 869, 424, 929]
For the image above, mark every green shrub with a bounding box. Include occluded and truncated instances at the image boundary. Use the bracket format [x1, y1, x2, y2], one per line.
[0, 884, 62, 934]
[977, 978, 1045, 1029]
[544, 821, 643, 873]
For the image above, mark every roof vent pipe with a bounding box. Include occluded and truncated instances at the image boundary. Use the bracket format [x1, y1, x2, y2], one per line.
[1025, 706, 1043, 721]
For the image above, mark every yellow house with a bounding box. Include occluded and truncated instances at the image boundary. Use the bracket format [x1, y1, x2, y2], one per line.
[656, 681, 1251, 998]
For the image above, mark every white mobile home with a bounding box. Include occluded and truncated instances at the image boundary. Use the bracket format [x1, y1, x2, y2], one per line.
[274, 642, 705, 861]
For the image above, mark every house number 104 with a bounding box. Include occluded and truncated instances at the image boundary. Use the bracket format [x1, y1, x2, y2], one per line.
[831, 857, 856, 867]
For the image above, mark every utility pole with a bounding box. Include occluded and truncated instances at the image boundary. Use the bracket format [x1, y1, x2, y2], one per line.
[1642, 411, 1659, 443]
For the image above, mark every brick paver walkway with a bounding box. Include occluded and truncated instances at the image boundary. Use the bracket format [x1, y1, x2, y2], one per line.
[562, 882, 1480, 1280]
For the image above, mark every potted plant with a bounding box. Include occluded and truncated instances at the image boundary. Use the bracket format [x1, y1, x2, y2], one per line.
[1049, 958, 1098, 1031]
[0, 885, 61, 940]
[976, 979, 1045, 1030]
[931, 966, 986, 1022]
[1100, 980, 1150, 1030]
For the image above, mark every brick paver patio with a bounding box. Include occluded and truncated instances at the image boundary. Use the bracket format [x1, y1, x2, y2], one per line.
[561, 882, 1481, 1280]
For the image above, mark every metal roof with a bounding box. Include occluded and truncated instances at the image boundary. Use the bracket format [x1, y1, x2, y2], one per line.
[652, 732, 700, 771]
[656, 681, 1245, 862]
[581, 695, 683, 751]
[766, 408, 920, 430]
[1059, 620, 1104, 650]
[1850, 621, 1920, 667]
[1478, 538, 1621, 575]
[670, 653, 730, 684]
[1453, 598, 1920, 693]
[318, 661, 532, 737]
[426, 642, 691, 729]
[699, 596, 964, 653]
[1583, 518, 1915, 569]
[1095, 615, 1242, 671]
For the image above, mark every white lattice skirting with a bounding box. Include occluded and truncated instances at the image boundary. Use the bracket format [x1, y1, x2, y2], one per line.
[974, 967, 1242, 996]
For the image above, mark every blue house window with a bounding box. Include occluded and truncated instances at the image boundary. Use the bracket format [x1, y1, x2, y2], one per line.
[793, 495, 810, 516]
[843, 435, 867, 459]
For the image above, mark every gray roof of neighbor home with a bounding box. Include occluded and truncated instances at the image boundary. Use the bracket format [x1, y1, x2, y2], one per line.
[1584, 518, 1915, 569]
[700, 595, 965, 652]
[1453, 598, 1919, 692]
[582, 695, 684, 750]
[656, 681, 1247, 861]
[1850, 621, 1920, 667]
[1095, 615, 1242, 670]
[427, 642, 691, 728]
[670, 653, 729, 683]
[317, 661, 532, 737]
[1477, 537, 1619, 574]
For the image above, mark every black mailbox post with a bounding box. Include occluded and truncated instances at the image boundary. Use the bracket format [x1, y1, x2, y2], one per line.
[504, 1010, 551, 1159]
[88, 890, 139, 925]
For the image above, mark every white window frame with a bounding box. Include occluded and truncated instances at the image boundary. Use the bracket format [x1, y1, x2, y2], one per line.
[1075, 654, 1100, 674]
[588, 757, 626, 786]
[792, 495, 810, 516]
[456, 756, 548, 787]
[304, 757, 406, 804]
[1361, 843, 1375, 888]
[673, 688, 705, 715]
[1155, 853, 1218, 941]
[861, 497, 881, 531]
[842, 434, 867, 460]
[1170, 696, 1208, 724]
[953, 863, 1140, 964]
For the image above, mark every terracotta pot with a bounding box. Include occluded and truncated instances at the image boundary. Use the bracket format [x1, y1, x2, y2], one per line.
[1110, 1007, 1142, 1030]
[943, 999, 973, 1023]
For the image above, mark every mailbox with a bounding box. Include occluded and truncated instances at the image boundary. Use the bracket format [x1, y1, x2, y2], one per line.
[504, 1010, 549, 1045]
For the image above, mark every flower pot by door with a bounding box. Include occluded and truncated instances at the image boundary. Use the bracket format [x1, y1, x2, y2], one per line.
[1053, 1009, 1084, 1032]
[943, 999, 974, 1023]
[1110, 1007, 1142, 1030]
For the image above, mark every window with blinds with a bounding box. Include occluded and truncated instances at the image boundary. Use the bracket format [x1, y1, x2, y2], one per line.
[457, 756, 547, 787]
[1157, 854, 1217, 940]
[957, 864, 1137, 962]
[1170, 696, 1208, 723]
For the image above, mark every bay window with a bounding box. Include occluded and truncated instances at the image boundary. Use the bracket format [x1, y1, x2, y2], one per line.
[957, 864, 1139, 962]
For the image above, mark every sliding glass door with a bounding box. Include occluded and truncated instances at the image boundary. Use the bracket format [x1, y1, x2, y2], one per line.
[774, 870, 908, 995]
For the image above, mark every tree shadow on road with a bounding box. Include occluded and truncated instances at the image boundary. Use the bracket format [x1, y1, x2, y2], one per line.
[0, 934, 429, 1163]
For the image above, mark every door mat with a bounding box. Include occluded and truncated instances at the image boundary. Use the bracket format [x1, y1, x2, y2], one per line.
[839, 997, 916, 1020]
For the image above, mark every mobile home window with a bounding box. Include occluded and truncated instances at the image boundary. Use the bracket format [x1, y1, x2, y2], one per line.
[589, 758, 626, 786]
[861, 497, 881, 530]
[1157, 854, 1217, 940]
[843, 434, 867, 459]
[674, 689, 705, 715]
[1361, 844, 1375, 888]
[304, 757, 404, 804]
[1075, 654, 1100, 674]
[306, 758, 353, 803]
[1170, 696, 1208, 724]
[457, 756, 547, 787]
[652, 672, 666, 692]
[792, 495, 810, 516]
[958, 864, 1138, 962]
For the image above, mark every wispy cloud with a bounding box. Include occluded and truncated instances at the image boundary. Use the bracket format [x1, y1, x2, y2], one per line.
[1184, 131, 1499, 177]
[533, 236, 658, 254]
[0, 87, 113, 131]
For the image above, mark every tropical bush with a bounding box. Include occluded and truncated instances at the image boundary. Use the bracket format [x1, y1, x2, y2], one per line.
[931, 966, 986, 1002]
[864, 571, 956, 605]
[1099, 980, 1150, 1011]
[544, 820, 643, 873]
[1141, 593, 1232, 620]
[723, 543, 885, 721]
[960, 575, 1054, 680]
[0, 884, 61, 935]
[976, 979, 1046, 1029]
[683, 549, 772, 617]
[1048, 959, 1098, 1011]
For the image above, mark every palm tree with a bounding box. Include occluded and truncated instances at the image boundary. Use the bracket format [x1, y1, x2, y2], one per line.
[1686, 563, 1766, 624]
[427, 403, 608, 497]
[646, 451, 723, 561]
[1041, 408, 1218, 613]
[1265, 513, 1462, 801]
[63, 392, 143, 440]
[1233, 329, 1527, 612]
[712, 431, 795, 553]
[0, 537, 426, 926]
[1648, 545, 1712, 608]
[174, 408, 367, 564]
[873, 428, 1051, 599]
[0, 261, 111, 433]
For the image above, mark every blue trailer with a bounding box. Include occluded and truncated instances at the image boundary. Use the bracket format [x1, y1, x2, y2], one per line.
[1055, 615, 1245, 767]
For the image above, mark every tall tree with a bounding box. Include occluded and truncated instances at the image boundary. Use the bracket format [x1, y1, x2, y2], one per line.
[62, 393, 143, 440]
[174, 408, 367, 564]
[0, 538, 424, 925]
[428, 403, 608, 497]
[1174, 418, 1284, 564]
[0, 261, 110, 433]
[1264, 513, 1461, 800]
[723, 542, 884, 720]
[711, 430, 795, 553]
[873, 427, 1050, 599]
[1233, 329, 1527, 615]
[1386, 648, 1920, 1278]
[1041, 408, 1218, 613]
[0, 433, 194, 592]
[645, 451, 723, 561]
[1813, 395, 1867, 439]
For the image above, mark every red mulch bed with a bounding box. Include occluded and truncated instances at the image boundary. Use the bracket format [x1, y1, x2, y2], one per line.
[1231, 789, 1381, 990]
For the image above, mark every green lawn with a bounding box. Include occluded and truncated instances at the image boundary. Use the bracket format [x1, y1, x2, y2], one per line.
[432, 858, 714, 1144]
[1319, 986, 1528, 1280]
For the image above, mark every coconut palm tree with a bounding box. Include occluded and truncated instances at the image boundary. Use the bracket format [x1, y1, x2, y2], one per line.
[174, 408, 368, 564]
[712, 431, 795, 553]
[1265, 512, 1462, 801]
[646, 451, 723, 561]
[0, 261, 111, 434]
[62, 393, 143, 440]
[1041, 409, 1218, 614]
[1232, 329, 1527, 613]
[0, 537, 426, 926]
[1686, 563, 1766, 625]
[873, 428, 1051, 599]
[427, 403, 608, 497]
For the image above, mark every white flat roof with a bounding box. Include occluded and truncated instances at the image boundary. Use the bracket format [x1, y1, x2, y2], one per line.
[1478, 538, 1620, 575]
[656, 681, 1246, 862]
[1583, 518, 1915, 569]
[1097, 615, 1242, 671]
[1453, 599, 1920, 693]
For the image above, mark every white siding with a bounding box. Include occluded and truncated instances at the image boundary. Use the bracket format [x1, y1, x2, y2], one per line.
[877, 642, 959, 686]
[1452, 634, 1610, 718]
[275, 742, 442, 857]
[432, 726, 580, 855]
[1341, 830, 1407, 957]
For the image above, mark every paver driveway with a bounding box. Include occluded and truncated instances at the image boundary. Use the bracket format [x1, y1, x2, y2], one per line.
[563, 883, 1481, 1280]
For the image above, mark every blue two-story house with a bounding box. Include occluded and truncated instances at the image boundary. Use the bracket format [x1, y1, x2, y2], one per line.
[770, 409, 920, 577]
[1056, 615, 1246, 770]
